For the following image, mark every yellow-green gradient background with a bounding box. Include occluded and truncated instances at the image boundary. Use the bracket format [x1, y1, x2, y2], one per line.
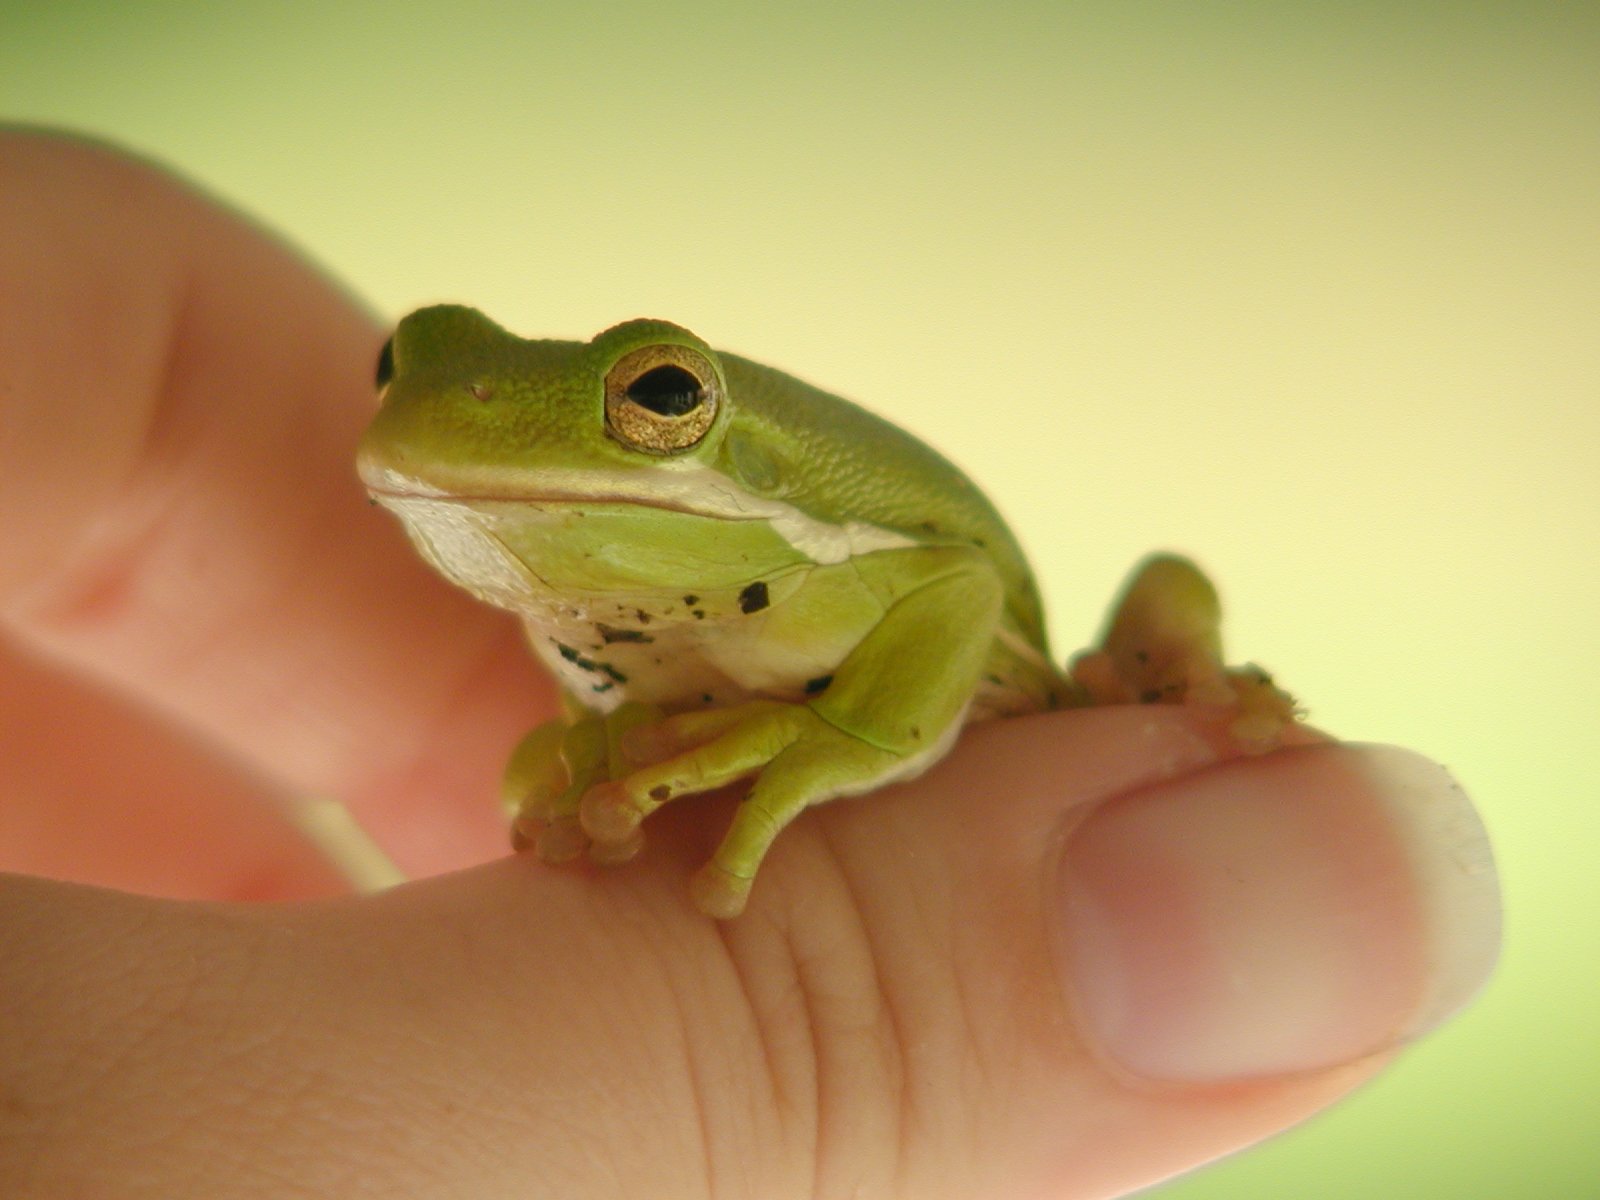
[4, 3, 1595, 1196]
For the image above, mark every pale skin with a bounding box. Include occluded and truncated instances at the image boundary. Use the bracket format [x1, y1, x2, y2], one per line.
[0, 132, 1497, 1199]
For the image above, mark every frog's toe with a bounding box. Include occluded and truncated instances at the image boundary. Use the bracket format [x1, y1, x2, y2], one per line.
[501, 719, 571, 821]
[535, 814, 589, 863]
[511, 815, 535, 852]
[580, 779, 647, 844]
[1223, 666, 1300, 751]
[588, 826, 645, 866]
[690, 860, 752, 919]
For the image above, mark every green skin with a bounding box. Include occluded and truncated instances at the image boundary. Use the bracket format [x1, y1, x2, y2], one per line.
[358, 306, 1277, 917]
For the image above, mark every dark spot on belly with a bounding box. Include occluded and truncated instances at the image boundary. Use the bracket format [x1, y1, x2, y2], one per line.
[739, 582, 770, 613]
[683, 594, 699, 606]
[556, 641, 627, 685]
[597, 623, 652, 644]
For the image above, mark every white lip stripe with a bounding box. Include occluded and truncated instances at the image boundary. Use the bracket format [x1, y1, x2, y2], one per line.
[365, 464, 915, 565]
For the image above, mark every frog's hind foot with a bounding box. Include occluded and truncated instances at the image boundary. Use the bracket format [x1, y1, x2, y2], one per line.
[1069, 553, 1302, 753]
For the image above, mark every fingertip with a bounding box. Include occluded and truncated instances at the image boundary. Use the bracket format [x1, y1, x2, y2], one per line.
[1342, 745, 1502, 1041]
[1054, 742, 1500, 1085]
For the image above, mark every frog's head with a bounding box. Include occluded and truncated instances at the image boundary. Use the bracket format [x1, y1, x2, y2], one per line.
[357, 305, 735, 504]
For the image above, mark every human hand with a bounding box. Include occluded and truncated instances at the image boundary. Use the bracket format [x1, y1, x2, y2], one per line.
[0, 131, 1501, 1200]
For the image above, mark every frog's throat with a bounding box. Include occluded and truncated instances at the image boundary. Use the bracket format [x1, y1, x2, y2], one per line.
[364, 463, 917, 568]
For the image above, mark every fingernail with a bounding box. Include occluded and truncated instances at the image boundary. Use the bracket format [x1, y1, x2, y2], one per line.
[1055, 744, 1500, 1084]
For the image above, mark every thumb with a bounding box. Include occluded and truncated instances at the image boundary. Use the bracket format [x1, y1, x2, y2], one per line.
[0, 710, 1499, 1200]
[745, 708, 1502, 1198]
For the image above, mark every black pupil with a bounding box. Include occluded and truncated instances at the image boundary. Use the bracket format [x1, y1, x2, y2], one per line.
[627, 365, 702, 417]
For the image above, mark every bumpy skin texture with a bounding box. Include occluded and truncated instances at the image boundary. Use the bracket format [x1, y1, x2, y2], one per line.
[360, 308, 1298, 915]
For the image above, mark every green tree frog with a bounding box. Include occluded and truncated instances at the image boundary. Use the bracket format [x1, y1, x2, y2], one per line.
[358, 307, 1296, 917]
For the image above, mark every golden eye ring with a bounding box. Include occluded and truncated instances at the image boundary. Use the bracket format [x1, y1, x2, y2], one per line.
[603, 344, 720, 454]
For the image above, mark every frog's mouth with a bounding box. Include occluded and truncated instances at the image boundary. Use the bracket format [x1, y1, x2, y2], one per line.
[359, 461, 783, 523]
[360, 461, 915, 566]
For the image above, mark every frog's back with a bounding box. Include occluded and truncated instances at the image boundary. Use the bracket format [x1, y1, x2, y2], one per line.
[720, 353, 1048, 651]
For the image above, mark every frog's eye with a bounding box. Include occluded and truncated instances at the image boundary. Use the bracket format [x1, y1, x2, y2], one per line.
[374, 336, 395, 391]
[604, 344, 720, 454]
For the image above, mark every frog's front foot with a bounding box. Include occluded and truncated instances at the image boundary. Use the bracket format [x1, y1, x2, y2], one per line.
[576, 699, 901, 918]
[504, 698, 902, 918]
[1070, 554, 1301, 752]
[502, 701, 662, 865]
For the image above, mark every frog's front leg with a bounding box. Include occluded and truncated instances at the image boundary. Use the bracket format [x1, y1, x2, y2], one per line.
[580, 547, 1005, 918]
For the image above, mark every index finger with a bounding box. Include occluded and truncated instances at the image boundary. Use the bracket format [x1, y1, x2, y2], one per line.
[0, 131, 554, 870]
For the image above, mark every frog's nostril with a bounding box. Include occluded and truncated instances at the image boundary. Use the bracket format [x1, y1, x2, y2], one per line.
[467, 383, 493, 402]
